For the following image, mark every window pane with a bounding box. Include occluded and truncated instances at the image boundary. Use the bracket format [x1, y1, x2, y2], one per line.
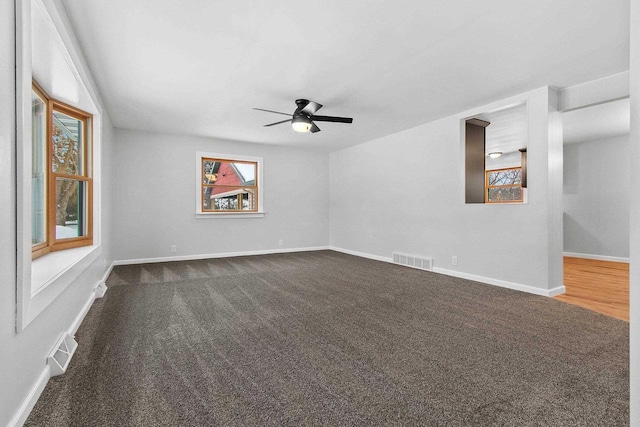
[488, 169, 521, 186]
[202, 160, 256, 186]
[241, 190, 256, 211]
[213, 195, 238, 210]
[203, 187, 213, 210]
[32, 91, 47, 245]
[203, 186, 256, 211]
[53, 110, 83, 175]
[206, 186, 240, 210]
[55, 178, 87, 239]
[487, 187, 522, 202]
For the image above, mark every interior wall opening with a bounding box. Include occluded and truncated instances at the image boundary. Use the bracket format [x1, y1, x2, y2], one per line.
[556, 98, 631, 321]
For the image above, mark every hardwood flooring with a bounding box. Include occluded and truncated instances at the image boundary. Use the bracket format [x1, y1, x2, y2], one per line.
[555, 256, 629, 322]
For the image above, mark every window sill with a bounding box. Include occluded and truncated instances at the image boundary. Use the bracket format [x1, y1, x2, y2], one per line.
[20, 244, 103, 330]
[196, 212, 265, 219]
[31, 244, 100, 295]
[485, 202, 527, 205]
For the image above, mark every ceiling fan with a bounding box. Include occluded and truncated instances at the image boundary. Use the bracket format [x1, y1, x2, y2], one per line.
[254, 99, 353, 133]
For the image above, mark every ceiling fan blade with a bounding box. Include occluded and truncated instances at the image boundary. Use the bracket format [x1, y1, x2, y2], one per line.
[264, 119, 292, 127]
[253, 108, 291, 117]
[310, 115, 353, 123]
[301, 100, 323, 115]
[310, 123, 321, 133]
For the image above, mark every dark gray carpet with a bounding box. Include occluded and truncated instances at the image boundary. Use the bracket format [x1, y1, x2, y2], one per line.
[26, 250, 629, 426]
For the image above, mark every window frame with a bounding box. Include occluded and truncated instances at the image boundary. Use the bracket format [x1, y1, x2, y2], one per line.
[32, 80, 94, 259]
[485, 166, 523, 204]
[31, 81, 49, 256]
[196, 152, 264, 217]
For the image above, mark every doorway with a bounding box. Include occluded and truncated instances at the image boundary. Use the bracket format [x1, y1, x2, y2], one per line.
[555, 98, 630, 321]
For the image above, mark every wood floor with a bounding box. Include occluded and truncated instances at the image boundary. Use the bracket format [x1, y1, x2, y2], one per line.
[555, 256, 629, 322]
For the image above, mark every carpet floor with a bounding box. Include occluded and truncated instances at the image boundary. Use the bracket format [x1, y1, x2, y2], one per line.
[25, 250, 629, 426]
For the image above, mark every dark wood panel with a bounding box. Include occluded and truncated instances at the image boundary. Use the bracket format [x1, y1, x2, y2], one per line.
[465, 121, 487, 203]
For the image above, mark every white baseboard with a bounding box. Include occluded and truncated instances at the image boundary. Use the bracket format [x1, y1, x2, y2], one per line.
[93, 261, 114, 298]
[328, 246, 393, 264]
[7, 367, 50, 427]
[329, 246, 563, 297]
[433, 267, 565, 297]
[69, 285, 102, 336]
[113, 246, 332, 266]
[99, 261, 114, 285]
[563, 252, 630, 263]
[9, 274, 108, 427]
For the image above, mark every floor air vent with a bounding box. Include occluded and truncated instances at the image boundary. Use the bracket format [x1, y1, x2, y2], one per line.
[95, 282, 108, 298]
[48, 333, 78, 377]
[392, 252, 433, 271]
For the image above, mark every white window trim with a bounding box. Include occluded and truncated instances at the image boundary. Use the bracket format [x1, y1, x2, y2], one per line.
[195, 151, 264, 218]
[16, 0, 103, 331]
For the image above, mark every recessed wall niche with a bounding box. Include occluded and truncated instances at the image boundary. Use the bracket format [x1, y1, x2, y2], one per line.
[464, 102, 528, 204]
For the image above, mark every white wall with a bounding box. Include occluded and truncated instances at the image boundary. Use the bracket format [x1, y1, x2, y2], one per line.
[0, 0, 19, 420]
[113, 129, 330, 261]
[330, 87, 563, 295]
[0, 1, 115, 425]
[629, 0, 639, 422]
[563, 135, 630, 258]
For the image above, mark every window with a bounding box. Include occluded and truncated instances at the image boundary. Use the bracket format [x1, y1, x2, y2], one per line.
[32, 81, 93, 259]
[485, 167, 523, 203]
[196, 152, 263, 216]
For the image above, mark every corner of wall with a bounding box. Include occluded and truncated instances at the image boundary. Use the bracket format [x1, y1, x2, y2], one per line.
[628, 0, 639, 422]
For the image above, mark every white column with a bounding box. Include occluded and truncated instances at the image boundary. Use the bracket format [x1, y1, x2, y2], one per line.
[629, 0, 639, 425]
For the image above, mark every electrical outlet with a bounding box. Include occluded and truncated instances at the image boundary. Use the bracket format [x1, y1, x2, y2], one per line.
[278, 239, 283, 247]
[452, 256, 458, 266]
[170, 245, 177, 253]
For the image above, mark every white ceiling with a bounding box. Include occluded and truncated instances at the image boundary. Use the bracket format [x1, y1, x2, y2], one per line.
[475, 103, 528, 156]
[60, 0, 629, 152]
[474, 97, 630, 157]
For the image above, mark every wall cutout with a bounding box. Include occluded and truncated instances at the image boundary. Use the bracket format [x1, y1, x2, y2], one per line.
[464, 102, 528, 204]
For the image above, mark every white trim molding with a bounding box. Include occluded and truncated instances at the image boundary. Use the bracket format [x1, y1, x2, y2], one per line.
[432, 267, 565, 297]
[330, 246, 564, 297]
[114, 246, 332, 266]
[7, 367, 50, 427]
[8, 275, 107, 427]
[329, 246, 394, 264]
[563, 252, 630, 263]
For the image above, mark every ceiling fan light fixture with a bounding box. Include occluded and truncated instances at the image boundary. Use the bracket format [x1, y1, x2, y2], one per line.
[292, 115, 312, 133]
[488, 151, 503, 159]
[255, 100, 352, 134]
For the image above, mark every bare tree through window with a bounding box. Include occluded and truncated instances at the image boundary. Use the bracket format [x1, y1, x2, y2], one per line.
[486, 168, 523, 203]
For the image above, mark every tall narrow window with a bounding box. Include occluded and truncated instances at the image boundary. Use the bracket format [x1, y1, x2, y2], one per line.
[32, 81, 93, 259]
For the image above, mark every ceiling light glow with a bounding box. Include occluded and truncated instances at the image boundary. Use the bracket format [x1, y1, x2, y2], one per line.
[292, 115, 312, 133]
